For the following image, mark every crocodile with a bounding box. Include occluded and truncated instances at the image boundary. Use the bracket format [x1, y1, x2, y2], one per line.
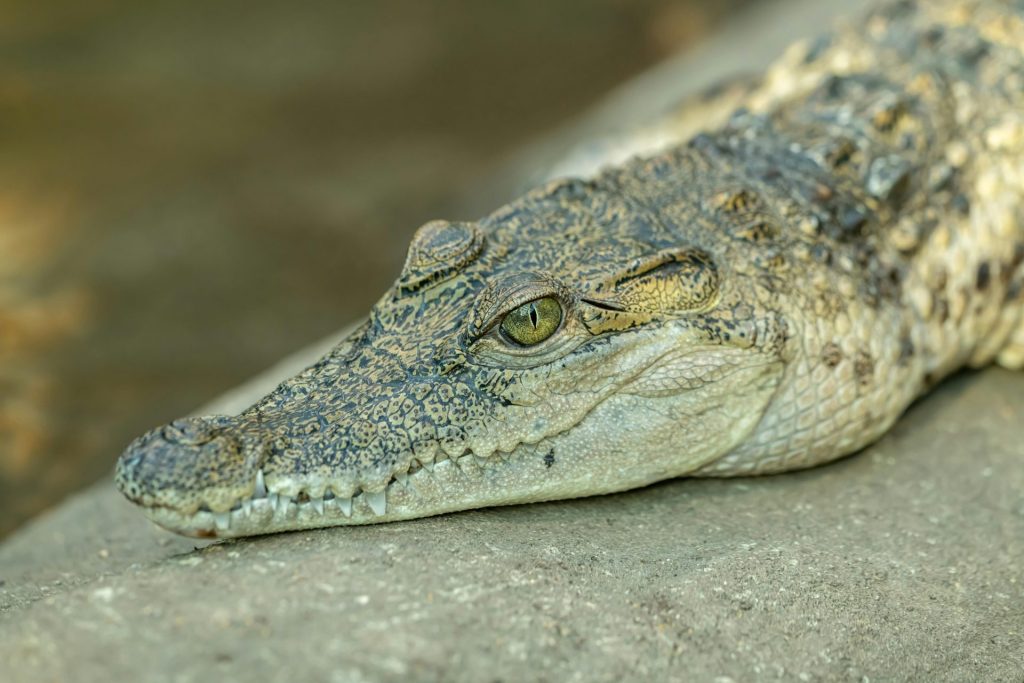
[115, 0, 1024, 538]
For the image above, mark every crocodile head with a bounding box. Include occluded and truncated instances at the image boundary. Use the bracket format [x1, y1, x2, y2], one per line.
[116, 155, 787, 537]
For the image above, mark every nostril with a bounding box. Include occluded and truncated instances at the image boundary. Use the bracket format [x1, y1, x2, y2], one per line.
[116, 414, 256, 504]
[161, 415, 235, 447]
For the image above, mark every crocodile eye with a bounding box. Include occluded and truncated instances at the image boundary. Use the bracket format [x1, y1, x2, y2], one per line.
[500, 297, 562, 346]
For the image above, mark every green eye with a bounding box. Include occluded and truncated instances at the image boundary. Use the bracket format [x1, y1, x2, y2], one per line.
[500, 297, 563, 346]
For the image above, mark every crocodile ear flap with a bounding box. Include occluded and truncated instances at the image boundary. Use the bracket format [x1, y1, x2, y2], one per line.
[584, 248, 720, 332]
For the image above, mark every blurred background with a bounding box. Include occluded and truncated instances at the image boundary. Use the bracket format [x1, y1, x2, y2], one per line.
[0, 0, 761, 537]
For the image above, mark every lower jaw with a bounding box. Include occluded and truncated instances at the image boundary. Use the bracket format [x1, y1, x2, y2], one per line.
[144, 450, 588, 538]
[142, 392, 747, 538]
[143, 478, 446, 538]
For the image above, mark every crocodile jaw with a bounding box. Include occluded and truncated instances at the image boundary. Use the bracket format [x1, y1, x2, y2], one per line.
[142, 356, 781, 538]
[143, 453, 562, 538]
[142, 430, 734, 538]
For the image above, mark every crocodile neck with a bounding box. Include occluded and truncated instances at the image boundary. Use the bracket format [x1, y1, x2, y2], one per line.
[691, 0, 1024, 475]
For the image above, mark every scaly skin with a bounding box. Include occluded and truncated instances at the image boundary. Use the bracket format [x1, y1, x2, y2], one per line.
[115, 0, 1024, 538]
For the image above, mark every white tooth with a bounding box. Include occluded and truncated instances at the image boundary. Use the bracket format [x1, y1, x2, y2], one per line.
[254, 469, 267, 497]
[313, 497, 324, 515]
[250, 498, 272, 520]
[365, 490, 387, 516]
[394, 471, 408, 487]
[214, 512, 231, 530]
[267, 492, 279, 509]
[242, 499, 253, 515]
[419, 458, 434, 473]
[274, 495, 294, 520]
[194, 511, 214, 530]
[337, 497, 352, 517]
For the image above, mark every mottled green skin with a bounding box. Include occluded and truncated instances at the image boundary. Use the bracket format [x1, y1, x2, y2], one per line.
[116, 0, 1024, 537]
[117, 165, 783, 516]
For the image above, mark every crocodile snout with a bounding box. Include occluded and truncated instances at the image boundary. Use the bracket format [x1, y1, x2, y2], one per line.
[115, 414, 268, 514]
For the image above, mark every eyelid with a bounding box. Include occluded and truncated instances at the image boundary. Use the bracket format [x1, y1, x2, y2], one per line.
[471, 276, 566, 338]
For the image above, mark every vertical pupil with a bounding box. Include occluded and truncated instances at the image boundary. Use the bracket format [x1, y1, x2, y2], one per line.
[529, 303, 539, 329]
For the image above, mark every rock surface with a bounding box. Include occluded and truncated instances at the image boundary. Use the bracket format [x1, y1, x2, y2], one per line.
[3, 0, 1023, 680]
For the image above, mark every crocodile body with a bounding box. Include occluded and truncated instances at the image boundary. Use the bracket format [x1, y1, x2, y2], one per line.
[116, 0, 1024, 538]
